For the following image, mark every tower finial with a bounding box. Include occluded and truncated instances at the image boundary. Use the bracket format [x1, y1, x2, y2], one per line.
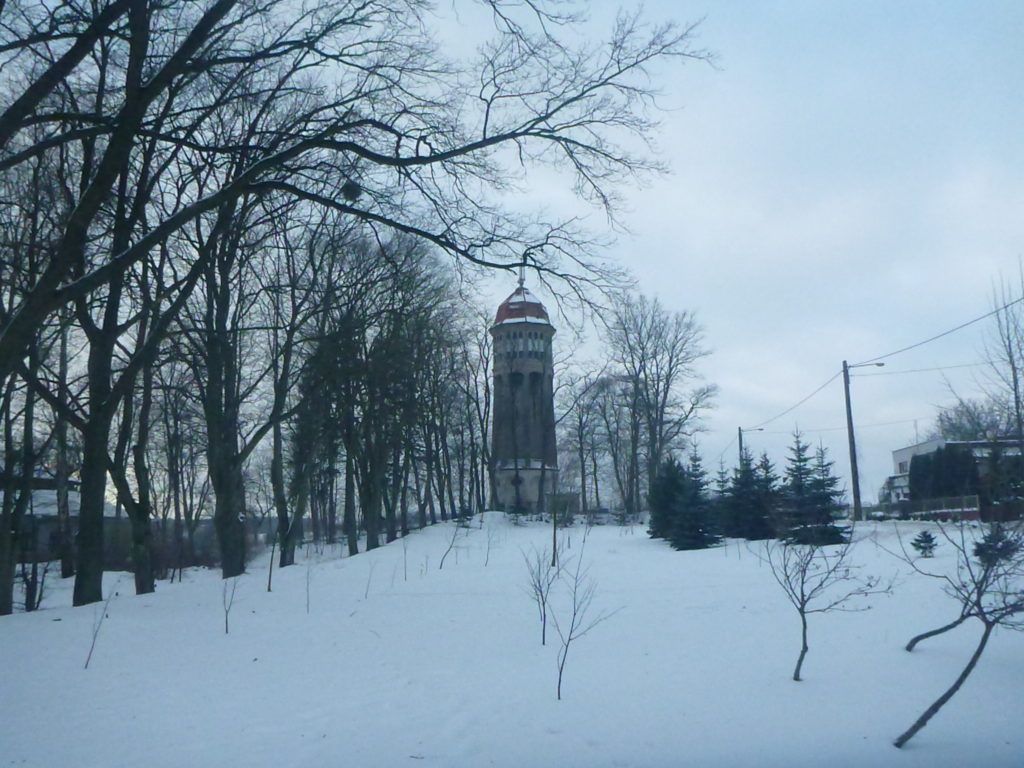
[517, 262, 525, 289]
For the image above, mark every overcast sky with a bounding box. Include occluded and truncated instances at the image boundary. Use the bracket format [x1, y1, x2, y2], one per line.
[479, 1, 1024, 502]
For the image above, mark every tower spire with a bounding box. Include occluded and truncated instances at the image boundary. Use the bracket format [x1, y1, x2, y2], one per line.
[517, 261, 525, 289]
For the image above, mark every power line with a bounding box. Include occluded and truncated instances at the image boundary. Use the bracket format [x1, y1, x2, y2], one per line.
[854, 295, 1024, 366]
[851, 362, 983, 377]
[748, 370, 842, 430]
[758, 417, 926, 435]
[724, 298, 1018, 453]
[715, 434, 737, 464]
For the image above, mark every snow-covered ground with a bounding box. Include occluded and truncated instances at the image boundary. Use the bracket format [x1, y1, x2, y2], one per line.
[2, 515, 1021, 767]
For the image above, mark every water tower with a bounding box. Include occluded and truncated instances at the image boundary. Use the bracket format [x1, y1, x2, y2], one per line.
[490, 275, 558, 513]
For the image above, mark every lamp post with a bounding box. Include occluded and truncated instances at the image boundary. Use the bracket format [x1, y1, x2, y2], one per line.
[842, 360, 884, 522]
[738, 426, 764, 466]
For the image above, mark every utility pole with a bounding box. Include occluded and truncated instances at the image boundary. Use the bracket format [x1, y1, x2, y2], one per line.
[842, 361, 861, 522]
[737, 426, 762, 467]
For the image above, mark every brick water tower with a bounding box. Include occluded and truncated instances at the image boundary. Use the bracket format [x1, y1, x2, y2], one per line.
[490, 275, 558, 513]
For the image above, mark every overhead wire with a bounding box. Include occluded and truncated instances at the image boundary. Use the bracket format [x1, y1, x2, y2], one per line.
[747, 370, 842, 430]
[720, 295, 1020, 462]
[853, 295, 1024, 366]
[757, 417, 926, 435]
[851, 362, 983, 377]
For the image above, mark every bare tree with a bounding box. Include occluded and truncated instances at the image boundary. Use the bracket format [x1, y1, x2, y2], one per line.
[762, 534, 888, 682]
[606, 293, 716, 504]
[523, 543, 562, 646]
[551, 532, 615, 700]
[2, 0, 711, 605]
[893, 521, 1024, 748]
[222, 577, 238, 635]
[557, 366, 607, 517]
[438, 518, 464, 571]
[84, 579, 119, 669]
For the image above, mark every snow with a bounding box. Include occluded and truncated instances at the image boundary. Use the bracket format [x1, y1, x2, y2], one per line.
[2, 516, 1021, 767]
[496, 315, 551, 325]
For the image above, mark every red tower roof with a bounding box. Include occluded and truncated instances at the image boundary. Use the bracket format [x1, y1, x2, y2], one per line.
[494, 285, 550, 325]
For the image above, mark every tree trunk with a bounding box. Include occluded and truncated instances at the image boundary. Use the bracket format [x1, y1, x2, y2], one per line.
[0, 377, 15, 615]
[894, 622, 994, 748]
[326, 454, 338, 545]
[424, 436, 437, 525]
[2, 362, 36, 613]
[55, 313, 74, 578]
[211, 461, 247, 578]
[127, 331, 158, 595]
[578, 425, 588, 514]
[343, 447, 358, 556]
[792, 612, 809, 682]
[128, 511, 155, 594]
[383, 445, 399, 543]
[360, 454, 384, 551]
[412, 452, 426, 529]
[164, 398, 184, 580]
[272, 418, 297, 567]
[73, 406, 113, 606]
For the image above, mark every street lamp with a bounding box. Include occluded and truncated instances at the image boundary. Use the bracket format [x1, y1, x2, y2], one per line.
[842, 360, 885, 522]
[738, 426, 764, 466]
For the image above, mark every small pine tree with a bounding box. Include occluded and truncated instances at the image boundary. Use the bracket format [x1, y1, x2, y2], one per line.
[781, 430, 814, 537]
[753, 452, 781, 538]
[782, 433, 846, 545]
[726, 448, 774, 540]
[910, 530, 937, 558]
[669, 445, 720, 550]
[973, 524, 1021, 568]
[804, 443, 847, 545]
[711, 459, 731, 534]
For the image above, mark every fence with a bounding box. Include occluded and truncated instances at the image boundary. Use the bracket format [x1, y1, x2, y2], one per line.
[862, 495, 981, 522]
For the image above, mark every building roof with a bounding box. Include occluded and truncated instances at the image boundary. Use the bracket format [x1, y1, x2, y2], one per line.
[494, 285, 551, 325]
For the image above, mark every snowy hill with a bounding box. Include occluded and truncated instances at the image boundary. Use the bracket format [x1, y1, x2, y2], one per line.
[2, 515, 1021, 767]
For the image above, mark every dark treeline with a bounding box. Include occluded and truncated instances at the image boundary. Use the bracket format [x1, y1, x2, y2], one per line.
[0, 0, 708, 611]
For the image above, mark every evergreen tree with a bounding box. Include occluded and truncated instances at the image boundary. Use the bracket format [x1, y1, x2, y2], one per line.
[973, 523, 1021, 568]
[711, 459, 731, 535]
[669, 445, 720, 550]
[725, 448, 774, 540]
[804, 443, 847, 544]
[647, 457, 684, 540]
[910, 530, 937, 558]
[909, 445, 980, 502]
[753, 452, 781, 537]
[713, 460, 730, 498]
[781, 430, 815, 537]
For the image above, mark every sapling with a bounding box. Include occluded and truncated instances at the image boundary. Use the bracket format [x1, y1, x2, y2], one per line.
[84, 581, 119, 670]
[223, 577, 238, 634]
[893, 521, 1024, 748]
[523, 542, 562, 645]
[364, 562, 376, 599]
[910, 530, 938, 558]
[551, 531, 615, 700]
[439, 520, 462, 570]
[762, 533, 889, 681]
[485, 524, 497, 567]
[267, 537, 277, 592]
[306, 562, 312, 614]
